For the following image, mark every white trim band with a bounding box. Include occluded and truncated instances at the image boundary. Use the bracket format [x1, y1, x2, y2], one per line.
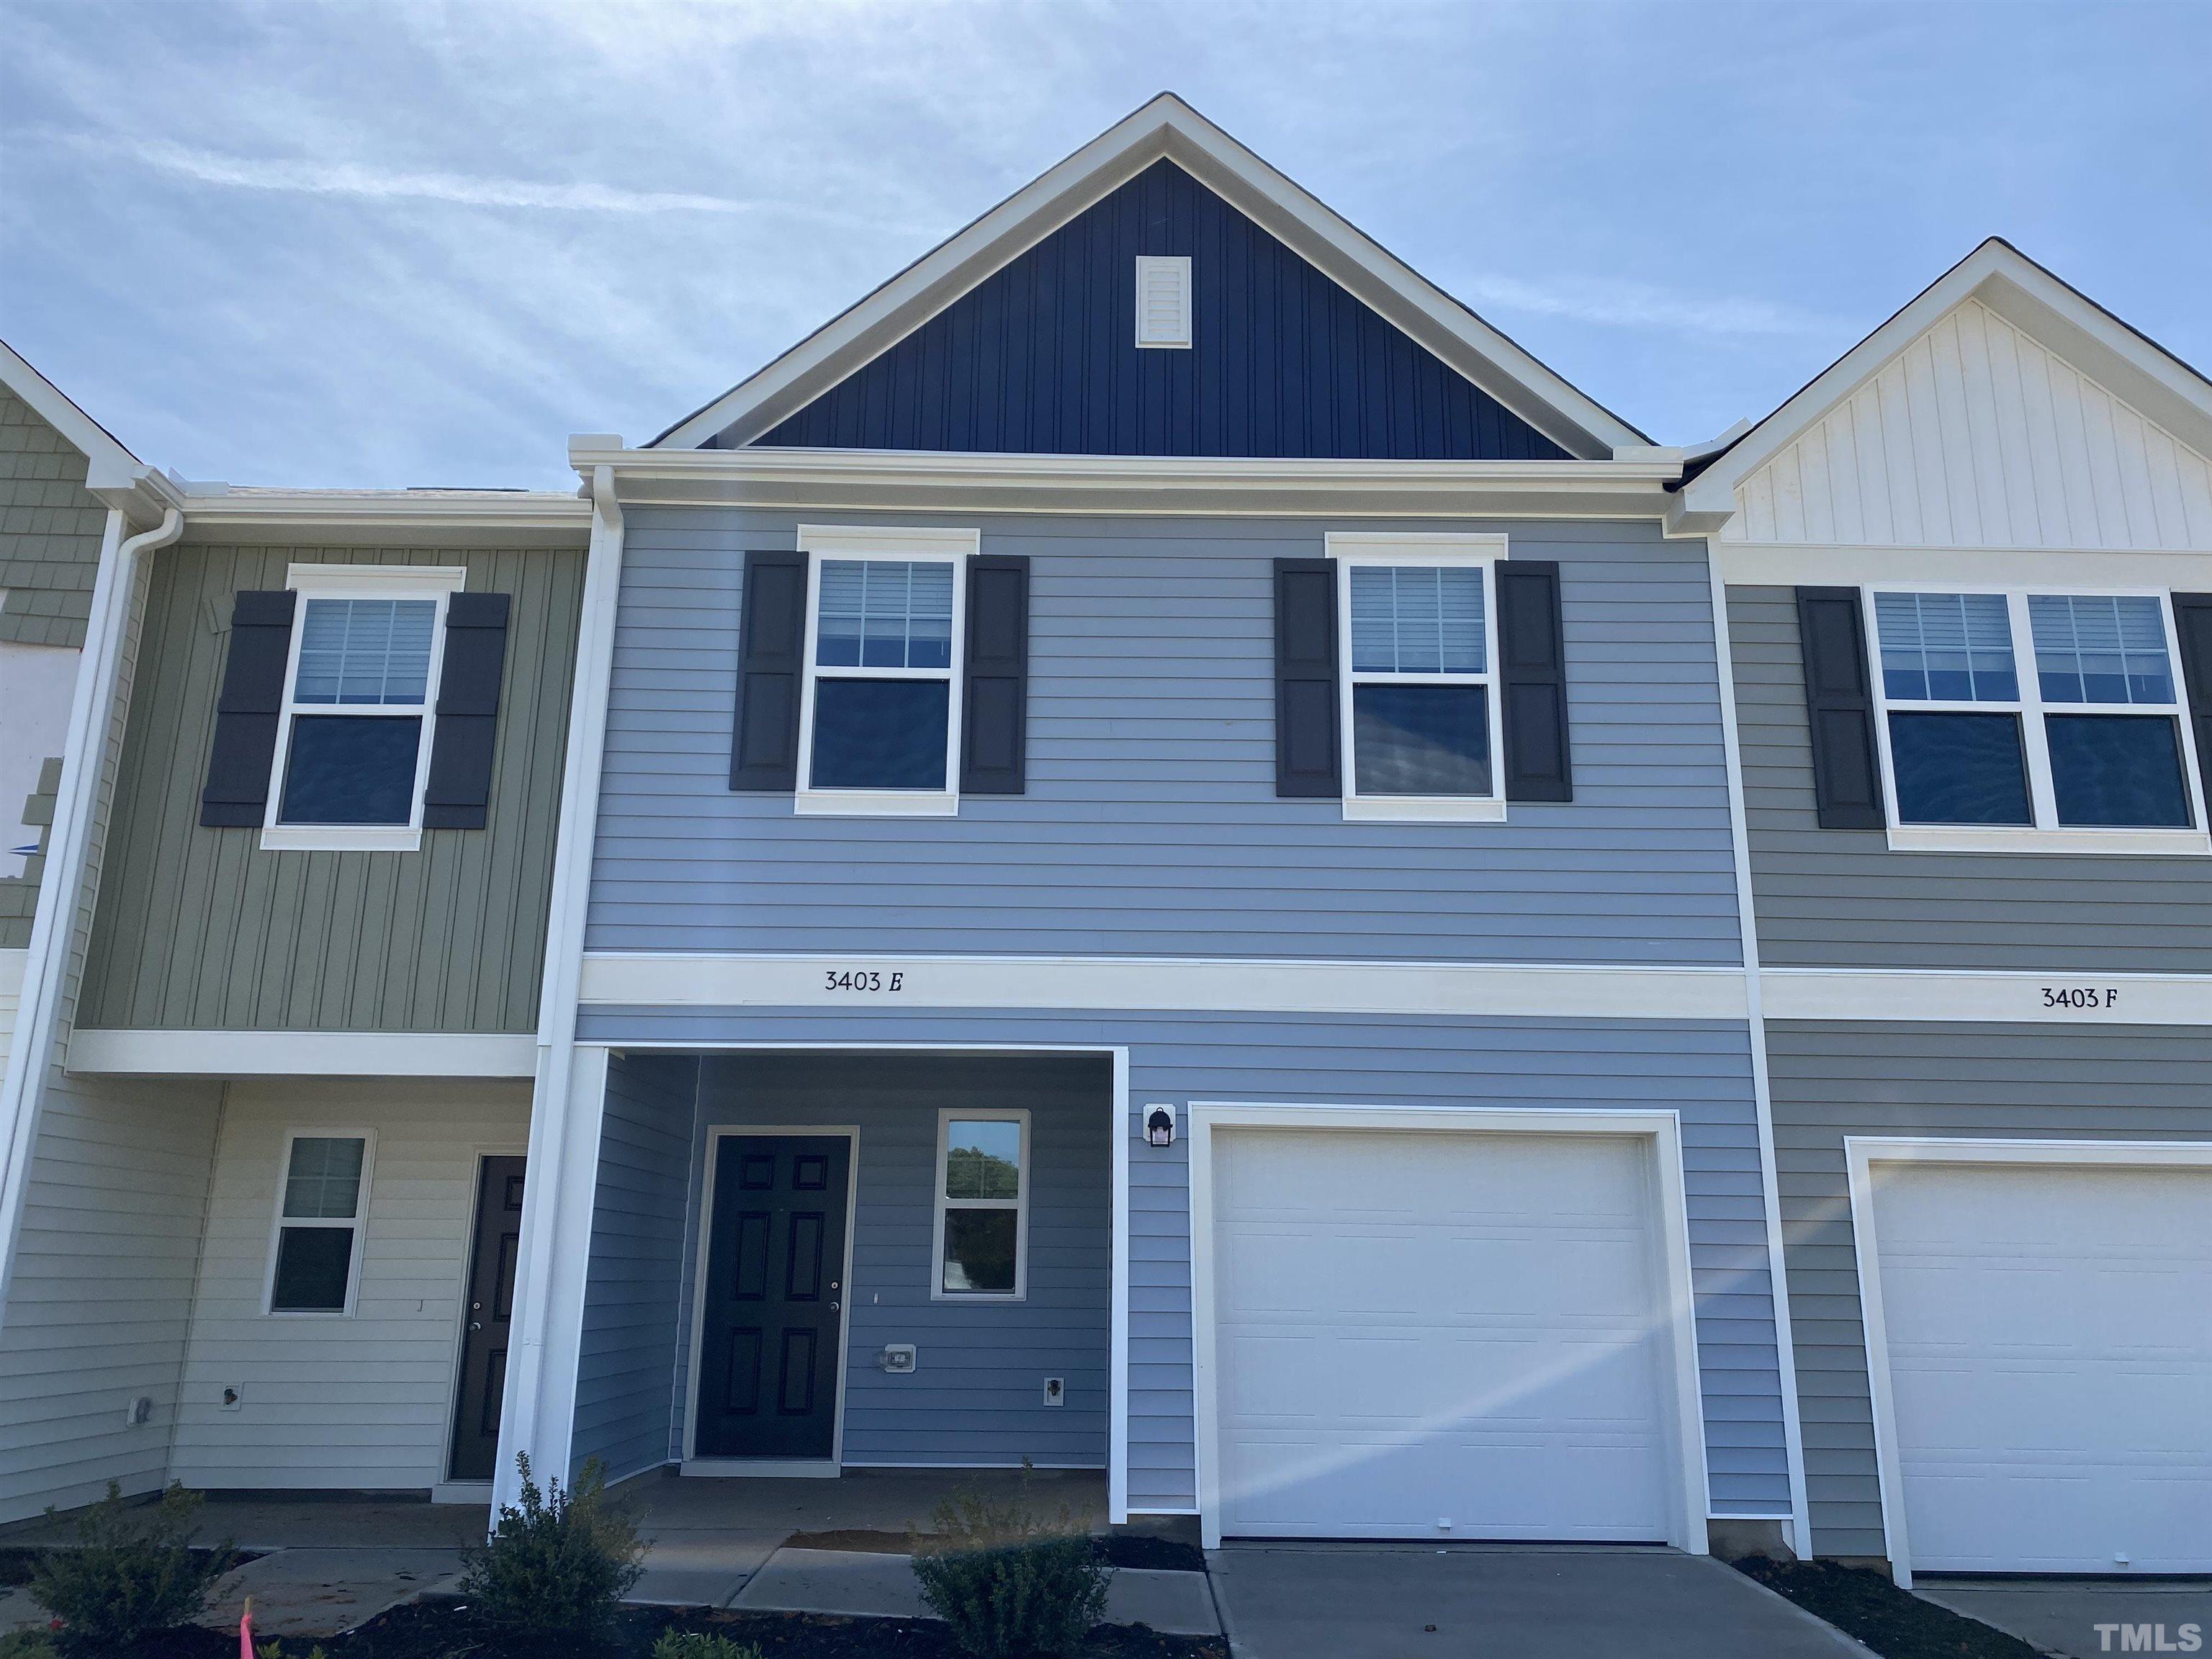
[65, 1029, 541, 1077]
[1761, 968, 2212, 1025]
[578, 952, 1749, 1021]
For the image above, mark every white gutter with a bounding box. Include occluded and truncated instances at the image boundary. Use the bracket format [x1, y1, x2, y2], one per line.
[0, 505, 184, 1321]
[495, 465, 625, 1514]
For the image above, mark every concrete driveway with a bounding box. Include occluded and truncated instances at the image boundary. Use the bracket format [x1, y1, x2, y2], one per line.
[1209, 1543, 1868, 1659]
[1915, 1578, 2212, 1659]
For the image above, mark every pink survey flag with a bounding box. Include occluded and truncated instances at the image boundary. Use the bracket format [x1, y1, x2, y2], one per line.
[240, 1594, 256, 1658]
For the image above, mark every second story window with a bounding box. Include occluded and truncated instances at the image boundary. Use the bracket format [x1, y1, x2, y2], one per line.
[1336, 535, 1507, 823]
[264, 567, 466, 851]
[1871, 587, 2206, 853]
[796, 529, 970, 816]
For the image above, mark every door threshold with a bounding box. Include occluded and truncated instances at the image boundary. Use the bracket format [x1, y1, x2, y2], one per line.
[431, 1481, 495, 1505]
[682, 1458, 841, 1479]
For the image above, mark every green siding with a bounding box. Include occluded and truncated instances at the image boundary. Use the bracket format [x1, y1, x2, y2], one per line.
[0, 758, 60, 949]
[0, 386, 107, 650]
[78, 542, 584, 1033]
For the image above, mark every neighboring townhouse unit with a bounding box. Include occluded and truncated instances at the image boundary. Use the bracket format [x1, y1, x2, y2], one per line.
[1675, 238, 2212, 1583]
[495, 94, 1809, 1560]
[0, 458, 590, 1516]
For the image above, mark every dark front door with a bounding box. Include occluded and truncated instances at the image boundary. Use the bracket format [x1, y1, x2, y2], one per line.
[695, 1135, 852, 1460]
[448, 1155, 525, 1482]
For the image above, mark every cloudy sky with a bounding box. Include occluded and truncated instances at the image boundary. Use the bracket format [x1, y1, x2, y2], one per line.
[3, 1, 2206, 490]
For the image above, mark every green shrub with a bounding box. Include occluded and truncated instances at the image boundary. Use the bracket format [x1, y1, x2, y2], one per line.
[0, 1626, 59, 1659]
[910, 1472, 1111, 1658]
[649, 1633, 763, 1659]
[28, 1482, 237, 1655]
[458, 1454, 644, 1648]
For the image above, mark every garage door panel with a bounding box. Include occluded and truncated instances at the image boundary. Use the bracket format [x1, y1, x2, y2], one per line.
[1210, 1128, 1678, 1542]
[1868, 1159, 2212, 1575]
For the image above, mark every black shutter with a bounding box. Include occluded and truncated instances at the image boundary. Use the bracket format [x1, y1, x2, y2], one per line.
[2173, 593, 2212, 823]
[422, 592, 511, 830]
[1274, 557, 1339, 798]
[1796, 586, 1886, 830]
[1498, 559, 1573, 802]
[199, 590, 297, 827]
[961, 554, 1029, 794]
[730, 550, 809, 791]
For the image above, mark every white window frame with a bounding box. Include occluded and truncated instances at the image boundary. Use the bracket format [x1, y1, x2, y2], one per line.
[261, 564, 467, 853]
[1134, 256, 1192, 349]
[793, 525, 974, 819]
[1865, 582, 2210, 857]
[1331, 532, 1509, 824]
[263, 1126, 376, 1318]
[930, 1106, 1030, 1302]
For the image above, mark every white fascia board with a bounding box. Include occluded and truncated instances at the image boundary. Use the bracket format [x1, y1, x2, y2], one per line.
[1681, 238, 2212, 525]
[1716, 543, 2212, 588]
[65, 1028, 541, 1077]
[573, 442, 1682, 519]
[579, 950, 1747, 1021]
[177, 487, 593, 547]
[648, 94, 1645, 459]
[0, 340, 142, 478]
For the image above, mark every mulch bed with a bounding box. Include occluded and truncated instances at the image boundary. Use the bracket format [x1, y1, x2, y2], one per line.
[94, 1599, 1228, 1658]
[1732, 1557, 2043, 1659]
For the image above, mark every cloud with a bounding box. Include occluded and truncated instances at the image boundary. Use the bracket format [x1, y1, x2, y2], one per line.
[74, 132, 917, 233]
[1452, 270, 1840, 340]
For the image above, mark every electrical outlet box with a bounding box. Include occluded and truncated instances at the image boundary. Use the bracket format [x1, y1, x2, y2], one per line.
[220, 1385, 243, 1412]
[878, 1344, 917, 1375]
[1043, 1377, 1066, 1407]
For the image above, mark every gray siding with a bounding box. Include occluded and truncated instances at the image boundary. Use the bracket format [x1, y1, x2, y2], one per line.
[1765, 1020, 2212, 1561]
[0, 387, 105, 651]
[78, 542, 585, 1033]
[588, 511, 1743, 966]
[1728, 583, 2212, 971]
[574, 1005, 1793, 1520]
[573, 1052, 698, 1483]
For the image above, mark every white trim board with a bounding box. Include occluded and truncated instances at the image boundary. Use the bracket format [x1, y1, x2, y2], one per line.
[1717, 543, 2212, 589]
[1184, 1102, 1711, 1554]
[578, 952, 1748, 1021]
[647, 94, 1644, 459]
[1761, 969, 2212, 1026]
[66, 1029, 541, 1077]
[0, 339, 141, 478]
[1843, 1135, 2212, 1588]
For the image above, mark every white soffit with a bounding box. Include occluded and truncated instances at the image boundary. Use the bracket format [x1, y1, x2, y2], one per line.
[649, 93, 1646, 460]
[1679, 238, 2212, 542]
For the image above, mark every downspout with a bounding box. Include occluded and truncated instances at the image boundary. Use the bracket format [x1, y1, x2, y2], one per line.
[0, 505, 184, 1319]
[496, 464, 624, 1514]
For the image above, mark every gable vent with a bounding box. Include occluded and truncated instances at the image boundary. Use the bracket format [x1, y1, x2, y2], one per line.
[1135, 255, 1192, 349]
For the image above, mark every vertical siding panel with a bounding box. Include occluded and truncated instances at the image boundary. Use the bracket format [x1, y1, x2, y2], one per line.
[1979, 310, 2044, 546]
[1951, 302, 2012, 546]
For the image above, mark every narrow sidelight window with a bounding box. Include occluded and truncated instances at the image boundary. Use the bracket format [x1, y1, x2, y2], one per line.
[1867, 586, 2206, 850]
[1334, 534, 1507, 822]
[266, 1132, 372, 1315]
[796, 529, 973, 816]
[264, 567, 467, 851]
[932, 1110, 1028, 1299]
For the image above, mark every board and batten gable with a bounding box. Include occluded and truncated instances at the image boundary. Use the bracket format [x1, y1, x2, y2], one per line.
[739, 159, 1570, 462]
[1763, 1020, 2212, 1561]
[588, 510, 1743, 966]
[570, 1004, 1792, 1519]
[77, 542, 585, 1033]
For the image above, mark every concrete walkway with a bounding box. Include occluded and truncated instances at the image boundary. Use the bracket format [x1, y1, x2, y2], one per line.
[734, 1545, 1220, 1634]
[1915, 1578, 2212, 1659]
[1208, 1544, 1869, 1659]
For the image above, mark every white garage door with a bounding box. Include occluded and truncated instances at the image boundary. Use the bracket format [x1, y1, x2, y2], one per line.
[1208, 1128, 1678, 1540]
[1867, 1159, 2212, 1575]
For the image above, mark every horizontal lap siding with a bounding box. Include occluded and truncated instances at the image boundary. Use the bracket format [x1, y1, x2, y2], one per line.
[573, 1007, 1789, 1519]
[77, 543, 584, 1032]
[591, 512, 1740, 966]
[169, 1079, 532, 1491]
[573, 1053, 698, 1483]
[1727, 585, 2212, 970]
[1765, 1020, 2212, 1561]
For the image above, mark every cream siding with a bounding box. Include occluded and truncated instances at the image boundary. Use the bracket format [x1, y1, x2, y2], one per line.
[168, 1078, 531, 1492]
[1725, 297, 2212, 549]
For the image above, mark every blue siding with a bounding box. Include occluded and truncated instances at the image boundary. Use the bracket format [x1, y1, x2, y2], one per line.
[588, 510, 1744, 966]
[737, 160, 1569, 461]
[572, 1007, 1794, 1521]
[572, 1051, 698, 1483]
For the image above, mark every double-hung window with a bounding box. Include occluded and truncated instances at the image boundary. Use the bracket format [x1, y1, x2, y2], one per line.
[1334, 534, 1507, 822]
[796, 526, 971, 817]
[265, 565, 465, 851]
[932, 1109, 1028, 1299]
[266, 1130, 373, 1315]
[1870, 586, 2208, 853]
